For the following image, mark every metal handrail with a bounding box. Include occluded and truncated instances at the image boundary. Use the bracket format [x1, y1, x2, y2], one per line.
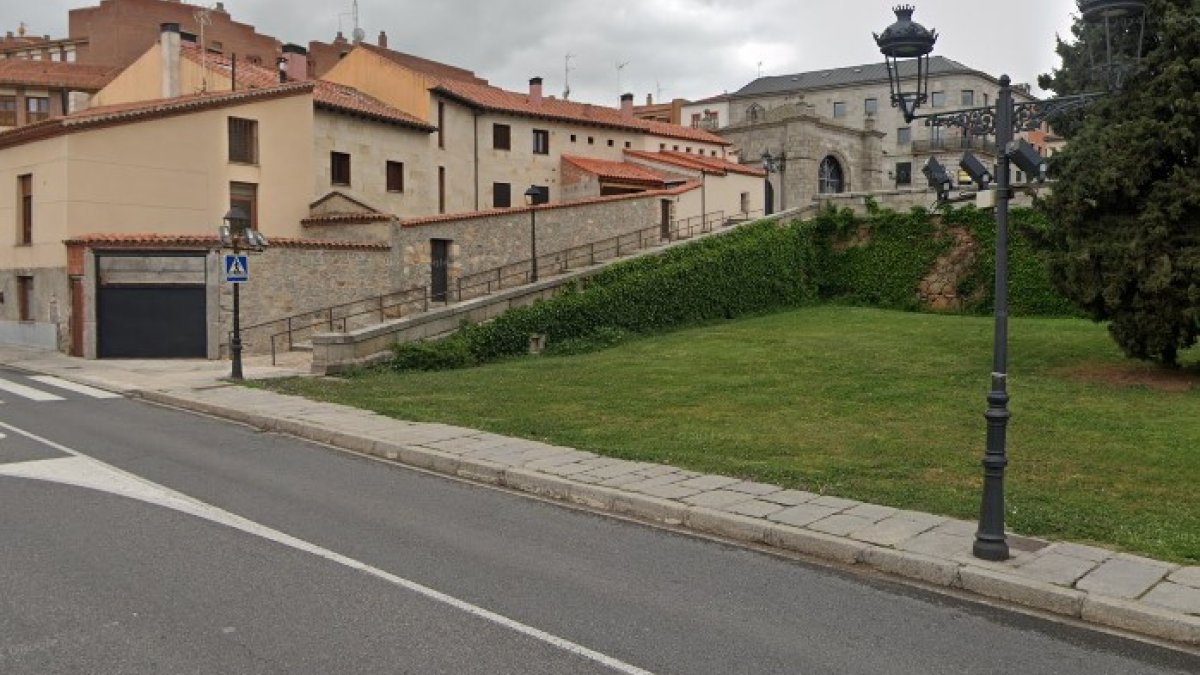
[248, 209, 745, 363]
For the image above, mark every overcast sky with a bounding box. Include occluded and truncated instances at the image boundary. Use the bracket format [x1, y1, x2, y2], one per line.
[19, 1, 1079, 104]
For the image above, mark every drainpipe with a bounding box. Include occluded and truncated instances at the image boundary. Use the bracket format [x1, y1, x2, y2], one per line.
[701, 170, 707, 227]
[473, 110, 481, 211]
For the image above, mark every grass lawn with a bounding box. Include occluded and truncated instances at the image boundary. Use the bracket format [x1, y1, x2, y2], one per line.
[259, 306, 1200, 563]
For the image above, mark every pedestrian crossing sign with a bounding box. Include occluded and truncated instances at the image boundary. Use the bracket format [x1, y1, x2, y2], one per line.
[224, 254, 249, 283]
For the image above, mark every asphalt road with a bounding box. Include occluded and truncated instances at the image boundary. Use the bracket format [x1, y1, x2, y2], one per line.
[0, 366, 1196, 674]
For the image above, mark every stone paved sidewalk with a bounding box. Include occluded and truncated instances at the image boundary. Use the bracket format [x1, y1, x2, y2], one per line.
[2, 346, 1197, 648]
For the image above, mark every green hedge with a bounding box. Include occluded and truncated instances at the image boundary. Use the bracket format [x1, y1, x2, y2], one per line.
[390, 206, 1073, 371]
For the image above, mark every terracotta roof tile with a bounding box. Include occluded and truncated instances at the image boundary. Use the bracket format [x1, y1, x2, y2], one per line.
[562, 155, 666, 186]
[358, 43, 487, 84]
[64, 82, 313, 125]
[64, 233, 390, 251]
[433, 79, 730, 146]
[301, 212, 394, 226]
[0, 59, 118, 90]
[179, 44, 433, 130]
[624, 149, 766, 177]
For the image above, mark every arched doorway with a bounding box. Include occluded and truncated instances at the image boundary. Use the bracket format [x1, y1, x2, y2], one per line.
[818, 156, 845, 194]
[764, 179, 775, 215]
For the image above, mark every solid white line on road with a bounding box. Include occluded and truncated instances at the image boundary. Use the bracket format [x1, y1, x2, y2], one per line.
[27, 375, 122, 399]
[0, 378, 65, 402]
[0, 420, 655, 675]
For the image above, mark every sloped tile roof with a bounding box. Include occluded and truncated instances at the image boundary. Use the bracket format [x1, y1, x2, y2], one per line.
[735, 56, 979, 96]
[624, 149, 766, 177]
[562, 155, 666, 186]
[64, 233, 390, 251]
[434, 79, 730, 146]
[0, 59, 118, 90]
[180, 44, 433, 130]
[358, 43, 487, 84]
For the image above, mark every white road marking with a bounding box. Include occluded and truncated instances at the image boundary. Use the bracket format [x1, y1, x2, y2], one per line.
[27, 376, 121, 399]
[0, 378, 64, 402]
[0, 419, 654, 675]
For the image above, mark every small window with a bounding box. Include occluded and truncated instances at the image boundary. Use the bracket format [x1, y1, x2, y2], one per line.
[897, 127, 912, 145]
[570, 134, 577, 142]
[685, 147, 692, 153]
[607, 139, 614, 147]
[532, 129, 549, 155]
[625, 141, 631, 149]
[493, 123, 511, 151]
[673, 145, 679, 151]
[659, 143, 666, 150]
[864, 98, 878, 115]
[331, 152, 351, 186]
[17, 276, 33, 322]
[895, 161, 912, 186]
[493, 182, 511, 208]
[386, 161, 404, 192]
[833, 102, 847, 118]
[18, 174, 32, 245]
[227, 117, 257, 164]
[961, 90, 975, 107]
[438, 166, 446, 213]
[0, 95, 16, 126]
[587, 136, 594, 145]
[26, 97, 49, 123]
[229, 181, 258, 229]
[932, 91, 946, 108]
[740, 191, 750, 213]
[437, 102, 445, 149]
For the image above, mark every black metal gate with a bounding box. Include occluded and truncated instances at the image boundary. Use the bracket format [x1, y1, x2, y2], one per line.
[430, 239, 450, 302]
[96, 253, 207, 359]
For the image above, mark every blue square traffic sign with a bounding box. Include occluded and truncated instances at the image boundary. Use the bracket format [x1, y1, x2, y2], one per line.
[224, 254, 249, 283]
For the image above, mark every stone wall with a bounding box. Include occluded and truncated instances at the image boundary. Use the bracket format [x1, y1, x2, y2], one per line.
[0, 267, 68, 350]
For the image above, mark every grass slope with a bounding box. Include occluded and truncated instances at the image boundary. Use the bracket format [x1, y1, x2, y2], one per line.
[262, 307, 1200, 563]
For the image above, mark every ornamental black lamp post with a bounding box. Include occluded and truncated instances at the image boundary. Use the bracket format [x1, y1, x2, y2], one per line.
[873, 2, 1147, 561]
[761, 149, 787, 212]
[218, 206, 267, 381]
[523, 186, 541, 282]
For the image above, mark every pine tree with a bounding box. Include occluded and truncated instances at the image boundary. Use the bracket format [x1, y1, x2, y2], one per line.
[1041, 0, 1200, 366]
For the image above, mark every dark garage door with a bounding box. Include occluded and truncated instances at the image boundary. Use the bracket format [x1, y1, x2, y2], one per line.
[96, 253, 207, 359]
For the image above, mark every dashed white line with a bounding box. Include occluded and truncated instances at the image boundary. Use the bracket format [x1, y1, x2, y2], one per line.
[0, 377, 65, 402]
[27, 375, 122, 399]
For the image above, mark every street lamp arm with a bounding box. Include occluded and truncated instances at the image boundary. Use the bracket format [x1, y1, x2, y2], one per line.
[914, 92, 1107, 136]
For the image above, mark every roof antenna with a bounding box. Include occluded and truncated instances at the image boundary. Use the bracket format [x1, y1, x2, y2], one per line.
[757, 61, 764, 78]
[194, 6, 213, 93]
[351, 0, 365, 43]
[563, 53, 575, 101]
[616, 60, 630, 97]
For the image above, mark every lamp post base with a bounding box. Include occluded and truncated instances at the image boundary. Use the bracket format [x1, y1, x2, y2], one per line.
[972, 536, 1010, 561]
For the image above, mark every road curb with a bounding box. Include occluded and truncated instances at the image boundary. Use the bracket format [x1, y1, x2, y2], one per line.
[131, 387, 1199, 648]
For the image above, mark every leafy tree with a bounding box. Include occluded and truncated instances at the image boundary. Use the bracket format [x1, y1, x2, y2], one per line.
[1042, 0, 1200, 366]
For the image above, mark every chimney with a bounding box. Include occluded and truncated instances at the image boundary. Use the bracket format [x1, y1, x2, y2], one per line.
[378, 31, 388, 49]
[281, 43, 308, 82]
[529, 77, 543, 105]
[620, 93, 634, 118]
[646, 93, 653, 105]
[160, 23, 181, 98]
[333, 31, 347, 46]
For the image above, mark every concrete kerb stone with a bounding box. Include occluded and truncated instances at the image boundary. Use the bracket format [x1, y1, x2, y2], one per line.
[128, 385, 1200, 649]
[959, 566, 1086, 618]
[1081, 595, 1200, 646]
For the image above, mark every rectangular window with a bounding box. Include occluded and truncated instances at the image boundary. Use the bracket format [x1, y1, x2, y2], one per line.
[932, 91, 946, 108]
[438, 166, 446, 214]
[740, 191, 750, 213]
[493, 123, 511, 151]
[570, 134, 577, 143]
[17, 276, 33, 322]
[961, 89, 975, 107]
[227, 117, 257, 164]
[493, 182, 511, 208]
[330, 151, 351, 186]
[229, 181, 258, 229]
[0, 95, 16, 126]
[18, 174, 32, 245]
[587, 136, 594, 145]
[864, 98, 878, 115]
[26, 97, 49, 123]
[386, 161, 404, 192]
[625, 141, 631, 149]
[897, 127, 912, 145]
[895, 162, 912, 186]
[532, 129, 549, 155]
[437, 102, 445, 149]
[833, 102, 847, 118]
[607, 139, 614, 147]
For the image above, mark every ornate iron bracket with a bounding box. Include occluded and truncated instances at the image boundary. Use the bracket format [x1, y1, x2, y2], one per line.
[917, 92, 1106, 136]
